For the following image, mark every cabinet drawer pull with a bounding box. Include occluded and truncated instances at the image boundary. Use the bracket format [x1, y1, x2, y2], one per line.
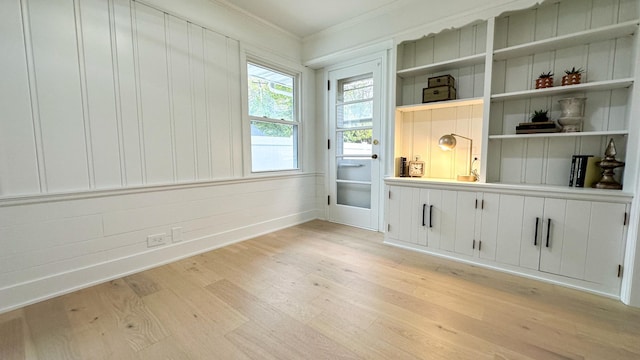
[534, 217, 539, 246]
[429, 205, 433, 228]
[546, 218, 551, 248]
[422, 204, 426, 227]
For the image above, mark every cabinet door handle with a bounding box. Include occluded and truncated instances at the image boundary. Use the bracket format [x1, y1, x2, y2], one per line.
[429, 205, 433, 228]
[546, 218, 551, 248]
[472, 239, 476, 249]
[534, 217, 539, 246]
[422, 204, 426, 227]
[478, 240, 482, 251]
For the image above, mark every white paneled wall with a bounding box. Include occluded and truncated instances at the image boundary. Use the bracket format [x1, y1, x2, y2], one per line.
[0, 0, 318, 313]
[0, 0, 242, 196]
[0, 175, 318, 312]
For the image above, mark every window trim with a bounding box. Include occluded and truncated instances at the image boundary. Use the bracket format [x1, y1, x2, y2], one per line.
[240, 48, 303, 176]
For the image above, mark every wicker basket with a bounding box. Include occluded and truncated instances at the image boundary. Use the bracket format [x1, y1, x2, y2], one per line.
[562, 73, 582, 86]
[535, 77, 554, 89]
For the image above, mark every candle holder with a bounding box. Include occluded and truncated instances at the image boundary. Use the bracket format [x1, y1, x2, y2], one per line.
[594, 138, 625, 190]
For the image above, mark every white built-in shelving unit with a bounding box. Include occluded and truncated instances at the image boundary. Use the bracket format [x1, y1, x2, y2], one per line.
[387, 0, 640, 299]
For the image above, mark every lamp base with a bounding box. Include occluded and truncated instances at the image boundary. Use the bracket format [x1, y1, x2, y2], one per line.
[457, 174, 477, 182]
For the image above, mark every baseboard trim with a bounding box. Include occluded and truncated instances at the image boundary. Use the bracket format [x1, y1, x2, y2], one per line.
[0, 210, 318, 314]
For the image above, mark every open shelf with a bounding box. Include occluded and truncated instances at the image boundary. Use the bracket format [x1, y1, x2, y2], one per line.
[489, 130, 629, 140]
[396, 97, 483, 112]
[491, 78, 634, 102]
[397, 53, 486, 78]
[493, 20, 639, 60]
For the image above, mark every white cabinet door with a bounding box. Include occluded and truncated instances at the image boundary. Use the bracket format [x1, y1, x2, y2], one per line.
[386, 185, 406, 241]
[519, 196, 545, 270]
[397, 186, 417, 244]
[454, 191, 479, 256]
[540, 199, 591, 278]
[585, 202, 626, 290]
[437, 190, 458, 252]
[417, 189, 444, 248]
[495, 194, 526, 266]
[478, 192, 500, 261]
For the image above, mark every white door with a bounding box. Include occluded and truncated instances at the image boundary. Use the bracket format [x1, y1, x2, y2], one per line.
[328, 58, 383, 230]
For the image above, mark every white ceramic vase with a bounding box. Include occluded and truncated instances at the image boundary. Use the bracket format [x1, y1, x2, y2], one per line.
[558, 97, 586, 132]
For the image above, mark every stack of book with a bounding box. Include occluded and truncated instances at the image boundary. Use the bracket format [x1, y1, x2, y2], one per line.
[568, 155, 602, 188]
[516, 121, 559, 134]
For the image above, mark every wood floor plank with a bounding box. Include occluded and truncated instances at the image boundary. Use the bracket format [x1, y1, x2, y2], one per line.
[207, 279, 360, 360]
[95, 279, 169, 352]
[23, 296, 81, 359]
[0, 317, 25, 360]
[124, 272, 162, 297]
[4, 220, 640, 359]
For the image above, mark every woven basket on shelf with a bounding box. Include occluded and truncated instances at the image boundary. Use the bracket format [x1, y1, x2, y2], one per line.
[535, 77, 554, 89]
[562, 73, 582, 86]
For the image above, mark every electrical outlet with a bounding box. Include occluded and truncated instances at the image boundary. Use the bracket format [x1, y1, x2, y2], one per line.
[171, 227, 183, 243]
[147, 233, 166, 247]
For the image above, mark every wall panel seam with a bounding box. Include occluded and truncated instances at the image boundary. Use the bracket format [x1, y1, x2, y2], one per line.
[131, 1, 147, 184]
[187, 23, 199, 179]
[108, 0, 127, 187]
[226, 37, 235, 176]
[203, 31, 213, 178]
[165, 13, 178, 183]
[74, 0, 96, 189]
[19, 0, 46, 193]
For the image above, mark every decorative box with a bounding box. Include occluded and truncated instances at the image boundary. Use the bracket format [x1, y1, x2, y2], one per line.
[422, 85, 456, 103]
[428, 74, 455, 88]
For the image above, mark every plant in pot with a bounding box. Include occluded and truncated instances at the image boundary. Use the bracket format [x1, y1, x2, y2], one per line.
[531, 109, 550, 123]
[535, 71, 554, 89]
[562, 67, 583, 86]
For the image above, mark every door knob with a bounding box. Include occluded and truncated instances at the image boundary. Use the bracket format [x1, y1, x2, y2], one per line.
[371, 154, 378, 159]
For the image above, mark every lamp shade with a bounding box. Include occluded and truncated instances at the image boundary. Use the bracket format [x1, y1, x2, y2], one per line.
[438, 134, 457, 150]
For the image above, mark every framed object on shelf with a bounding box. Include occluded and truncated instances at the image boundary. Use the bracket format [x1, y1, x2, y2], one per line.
[408, 160, 425, 177]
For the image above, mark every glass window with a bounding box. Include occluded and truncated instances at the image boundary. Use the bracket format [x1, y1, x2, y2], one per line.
[247, 62, 298, 172]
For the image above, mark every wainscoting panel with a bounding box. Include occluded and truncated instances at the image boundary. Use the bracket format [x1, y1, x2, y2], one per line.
[0, 175, 318, 313]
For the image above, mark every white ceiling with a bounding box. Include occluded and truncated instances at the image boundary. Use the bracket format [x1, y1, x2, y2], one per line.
[217, 0, 401, 38]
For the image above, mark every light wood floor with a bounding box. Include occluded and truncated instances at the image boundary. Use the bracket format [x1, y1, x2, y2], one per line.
[2, 220, 640, 359]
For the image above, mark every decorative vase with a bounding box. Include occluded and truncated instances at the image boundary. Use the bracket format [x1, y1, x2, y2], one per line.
[562, 73, 581, 86]
[594, 138, 625, 190]
[535, 77, 554, 89]
[558, 97, 586, 132]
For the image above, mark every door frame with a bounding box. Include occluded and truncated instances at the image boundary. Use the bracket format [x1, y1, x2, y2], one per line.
[323, 51, 390, 231]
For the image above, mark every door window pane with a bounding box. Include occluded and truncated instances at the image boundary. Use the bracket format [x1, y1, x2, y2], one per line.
[337, 183, 371, 208]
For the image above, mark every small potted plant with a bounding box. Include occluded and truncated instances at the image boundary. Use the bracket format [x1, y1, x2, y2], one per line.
[535, 71, 554, 89]
[531, 109, 550, 122]
[562, 67, 583, 86]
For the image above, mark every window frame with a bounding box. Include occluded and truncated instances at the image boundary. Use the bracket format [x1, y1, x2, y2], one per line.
[241, 50, 303, 175]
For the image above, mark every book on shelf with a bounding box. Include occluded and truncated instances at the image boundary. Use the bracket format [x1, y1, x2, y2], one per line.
[568, 155, 601, 188]
[516, 128, 559, 134]
[517, 121, 556, 128]
[516, 121, 559, 134]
